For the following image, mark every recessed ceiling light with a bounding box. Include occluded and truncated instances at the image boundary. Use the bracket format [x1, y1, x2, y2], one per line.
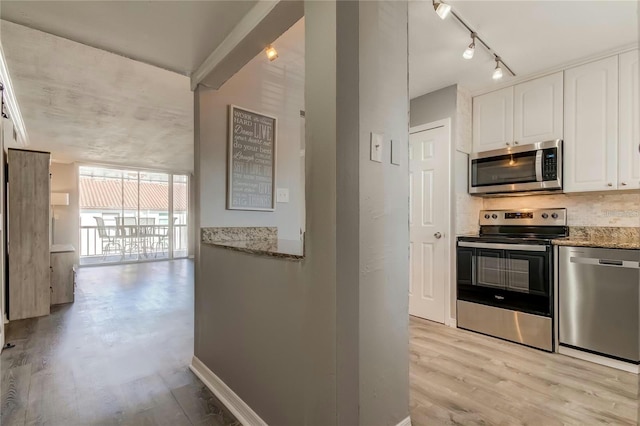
[433, 1, 451, 20]
[265, 45, 278, 62]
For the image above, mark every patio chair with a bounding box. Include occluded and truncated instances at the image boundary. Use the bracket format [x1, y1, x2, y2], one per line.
[116, 217, 139, 255]
[154, 217, 177, 258]
[138, 217, 156, 257]
[94, 216, 122, 259]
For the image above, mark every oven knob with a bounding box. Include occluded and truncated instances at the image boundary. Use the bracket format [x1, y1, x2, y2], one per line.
[551, 213, 559, 219]
[541, 213, 549, 219]
[491, 214, 498, 219]
[484, 214, 490, 219]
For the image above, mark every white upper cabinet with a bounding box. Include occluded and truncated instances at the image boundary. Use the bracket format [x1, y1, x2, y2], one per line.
[472, 87, 513, 152]
[514, 72, 563, 144]
[618, 50, 640, 190]
[564, 56, 619, 193]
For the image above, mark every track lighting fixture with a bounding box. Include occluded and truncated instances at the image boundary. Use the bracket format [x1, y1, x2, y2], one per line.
[463, 33, 476, 60]
[431, 0, 516, 80]
[492, 57, 504, 80]
[433, 1, 451, 20]
[265, 45, 278, 62]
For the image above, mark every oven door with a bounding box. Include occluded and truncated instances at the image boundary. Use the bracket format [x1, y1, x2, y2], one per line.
[457, 241, 552, 316]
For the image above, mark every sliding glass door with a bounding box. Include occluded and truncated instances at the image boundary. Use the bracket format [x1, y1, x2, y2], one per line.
[79, 165, 189, 266]
[172, 175, 188, 259]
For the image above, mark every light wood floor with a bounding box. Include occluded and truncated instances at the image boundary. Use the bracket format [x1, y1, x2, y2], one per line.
[1, 260, 239, 426]
[3, 263, 637, 425]
[410, 316, 639, 425]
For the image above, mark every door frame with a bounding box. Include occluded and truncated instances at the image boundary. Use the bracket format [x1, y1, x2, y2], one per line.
[409, 118, 454, 327]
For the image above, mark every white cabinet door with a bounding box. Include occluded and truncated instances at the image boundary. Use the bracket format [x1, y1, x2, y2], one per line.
[514, 72, 563, 144]
[564, 56, 618, 193]
[472, 87, 513, 152]
[619, 50, 640, 190]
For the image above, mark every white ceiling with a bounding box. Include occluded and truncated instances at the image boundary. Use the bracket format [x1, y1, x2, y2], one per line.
[1, 21, 194, 172]
[409, 0, 639, 98]
[0, 0, 257, 76]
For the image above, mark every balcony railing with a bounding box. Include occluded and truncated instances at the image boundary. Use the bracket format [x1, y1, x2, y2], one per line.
[80, 224, 188, 264]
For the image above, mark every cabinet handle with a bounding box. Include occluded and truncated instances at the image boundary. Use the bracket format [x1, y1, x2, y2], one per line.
[506, 142, 511, 146]
[607, 183, 613, 187]
[514, 141, 519, 145]
[621, 182, 627, 186]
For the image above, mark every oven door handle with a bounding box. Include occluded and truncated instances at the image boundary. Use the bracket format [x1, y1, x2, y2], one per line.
[458, 241, 548, 252]
[535, 149, 543, 182]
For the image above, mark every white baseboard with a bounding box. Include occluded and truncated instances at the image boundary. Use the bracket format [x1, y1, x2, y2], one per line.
[447, 317, 457, 328]
[190, 356, 268, 425]
[396, 416, 412, 426]
[558, 346, 639, 374]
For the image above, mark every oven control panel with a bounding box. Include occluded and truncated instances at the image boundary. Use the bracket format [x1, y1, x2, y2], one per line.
[479, 208, 567, 226]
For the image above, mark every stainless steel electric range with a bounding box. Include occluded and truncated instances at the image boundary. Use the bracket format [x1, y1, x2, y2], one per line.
[456, 208, 568, 351]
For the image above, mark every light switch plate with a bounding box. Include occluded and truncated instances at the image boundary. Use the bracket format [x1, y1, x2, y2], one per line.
[390, 139, 400, 165]
[370, 132, 383, 163]
[276, 188, 290, 203]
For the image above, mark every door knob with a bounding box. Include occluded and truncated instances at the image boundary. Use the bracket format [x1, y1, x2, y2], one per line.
[434, 232, 442, 239]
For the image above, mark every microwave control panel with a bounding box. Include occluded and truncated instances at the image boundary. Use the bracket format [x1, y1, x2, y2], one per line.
[542, 148, 558, 181]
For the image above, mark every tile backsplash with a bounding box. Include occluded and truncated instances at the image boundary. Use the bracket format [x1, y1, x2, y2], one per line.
[483, 192, 640, 227]
[456, 193, 483, 235]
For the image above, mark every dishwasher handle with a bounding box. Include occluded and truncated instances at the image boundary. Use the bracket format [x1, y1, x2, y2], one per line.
[570, 256, 640, 269]
[598, 259, 623, 266]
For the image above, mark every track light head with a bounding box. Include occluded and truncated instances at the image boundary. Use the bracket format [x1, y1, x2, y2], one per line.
[265, 45, 278, 62]
[492, 57, 504, 80]
[433, 1, 451, 20]
[463, 33, 476, 60]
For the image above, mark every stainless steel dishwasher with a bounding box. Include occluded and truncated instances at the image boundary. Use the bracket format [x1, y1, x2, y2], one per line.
[559, 246, 639, 363]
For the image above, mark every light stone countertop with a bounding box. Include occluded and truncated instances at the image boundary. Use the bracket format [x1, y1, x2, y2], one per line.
[552, 237, 640, 250]
[202, 239, 304, 260]
[552, 226, 640, 250]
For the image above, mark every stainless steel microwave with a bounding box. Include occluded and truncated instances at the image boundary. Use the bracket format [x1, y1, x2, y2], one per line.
[469, 140, 562, 196]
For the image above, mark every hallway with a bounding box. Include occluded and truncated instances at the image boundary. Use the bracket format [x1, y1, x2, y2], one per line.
[1, 260, 239, 426]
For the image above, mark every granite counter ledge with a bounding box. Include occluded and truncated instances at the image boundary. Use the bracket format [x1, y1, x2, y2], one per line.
[552, 238, 640, 250]
[552, 226, 640, 250]
[200, 226, 304, 260]
[202, 239, 304, 260]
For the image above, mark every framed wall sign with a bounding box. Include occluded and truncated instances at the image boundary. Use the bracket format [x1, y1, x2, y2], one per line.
[227, 105, 277, 211]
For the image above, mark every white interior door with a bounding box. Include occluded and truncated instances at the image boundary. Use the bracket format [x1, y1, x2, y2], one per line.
[409, 124, 450, 323]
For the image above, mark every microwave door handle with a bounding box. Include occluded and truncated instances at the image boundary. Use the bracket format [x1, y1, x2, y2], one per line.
[535, 150, 543, 182]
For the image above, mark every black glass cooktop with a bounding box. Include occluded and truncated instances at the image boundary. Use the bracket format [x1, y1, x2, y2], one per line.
[458, 225, 569, 245]
[457, 235, 557, 245]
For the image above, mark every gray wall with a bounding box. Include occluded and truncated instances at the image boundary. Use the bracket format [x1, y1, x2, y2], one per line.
[195, 15, 334, 425]
[197, 19, 305, 241]
[196, 246, 308, 424]
[355, 2, 410, 424]
[410, 84, 457, 128]
[194, 2, 409, 424]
